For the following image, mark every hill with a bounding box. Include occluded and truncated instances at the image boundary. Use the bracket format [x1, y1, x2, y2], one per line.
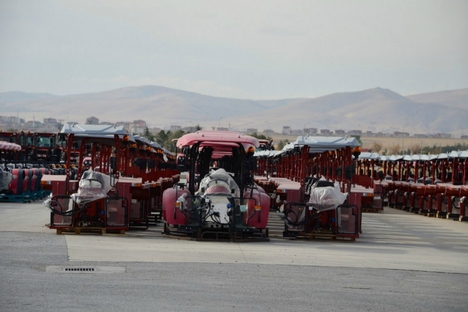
[0, 91, 57, 105]
[0, 86, 467, 136]
[222, 87, 468, 135]
[0, 86, 283, 125]
[405, 88, 468, 110]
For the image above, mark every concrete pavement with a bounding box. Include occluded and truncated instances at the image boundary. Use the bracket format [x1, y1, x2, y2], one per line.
[1, 201, 467, 273]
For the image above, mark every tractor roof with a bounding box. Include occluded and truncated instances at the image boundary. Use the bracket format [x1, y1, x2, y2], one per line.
[60, 124, 136, 144]
[177, 130, 259, 158]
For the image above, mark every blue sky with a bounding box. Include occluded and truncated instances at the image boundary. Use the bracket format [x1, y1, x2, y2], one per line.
[1, 0, 467, 99]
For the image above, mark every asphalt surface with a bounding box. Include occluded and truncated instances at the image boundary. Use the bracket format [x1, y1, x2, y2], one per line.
[1, 201, 467, 312]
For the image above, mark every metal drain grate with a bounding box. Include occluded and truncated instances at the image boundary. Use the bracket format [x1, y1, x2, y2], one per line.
[46, 266, 126, 274]
[65, 267, 95, 272]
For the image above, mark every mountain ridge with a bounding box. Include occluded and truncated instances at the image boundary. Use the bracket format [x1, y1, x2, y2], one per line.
[0, 86, 466, 135]
[405, 88, 468, 110]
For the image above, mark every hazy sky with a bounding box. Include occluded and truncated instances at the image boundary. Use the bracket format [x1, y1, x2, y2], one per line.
[1, 0, 467, 99]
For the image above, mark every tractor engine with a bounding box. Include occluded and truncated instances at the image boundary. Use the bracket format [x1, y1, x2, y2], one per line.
[196, 168, 239, 226]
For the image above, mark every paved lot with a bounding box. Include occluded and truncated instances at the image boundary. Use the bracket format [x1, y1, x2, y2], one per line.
[1, 202, 467, 311]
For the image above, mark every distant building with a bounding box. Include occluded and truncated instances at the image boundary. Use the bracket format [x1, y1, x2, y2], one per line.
[43, 118, 57, 124]
[115, 121, 130, 131]
[434, 133, 452, 139]
[334, 129, 346, 136]
[348, 130, 362, 135]
[131, 120, 147, 134]
[263, 129, 275, 134]
[414, 133, 428, 138]
[320, 129, 332, 136]
[0, 116, 20, 123]
[130, 125, 145, 134]
[393, 131, 410, 137]
[304, 127, 318, 135]
[23, 120, 43, 129]
[42, 118, 59, 130]
[132, 120, 147, 128]
[282, 126, 291, 134]
[182, 126, 198, 132]
[246, 128, 257, 134]
[0, 115, 21, 130]
[216, 127, 229, 131]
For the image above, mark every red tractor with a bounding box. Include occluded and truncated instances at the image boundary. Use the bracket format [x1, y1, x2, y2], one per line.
[44, 124, 137, 234]
[162, 130, 270, 241]
[255, 135, 362, 240]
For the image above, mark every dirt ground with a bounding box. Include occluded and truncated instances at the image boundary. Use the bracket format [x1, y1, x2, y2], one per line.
[269, 134, 467, 153]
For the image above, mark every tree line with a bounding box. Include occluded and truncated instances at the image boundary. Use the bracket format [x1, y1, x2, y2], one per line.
[372, 141, 468, 155]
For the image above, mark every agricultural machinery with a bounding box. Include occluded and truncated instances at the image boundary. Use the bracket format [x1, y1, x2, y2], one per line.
[162, 130, 270, 241]
[255, 135, 363, 240]
[43, 124, 179, 234]
[355, 150, 468, 221]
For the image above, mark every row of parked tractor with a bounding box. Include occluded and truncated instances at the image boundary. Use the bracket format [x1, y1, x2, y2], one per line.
[0, 164, 66, 203]
[355, 152, 468, 222]
[0, 125, 180, 233]
[251, 138, 468, 238]
[1, 126, 467, 241]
